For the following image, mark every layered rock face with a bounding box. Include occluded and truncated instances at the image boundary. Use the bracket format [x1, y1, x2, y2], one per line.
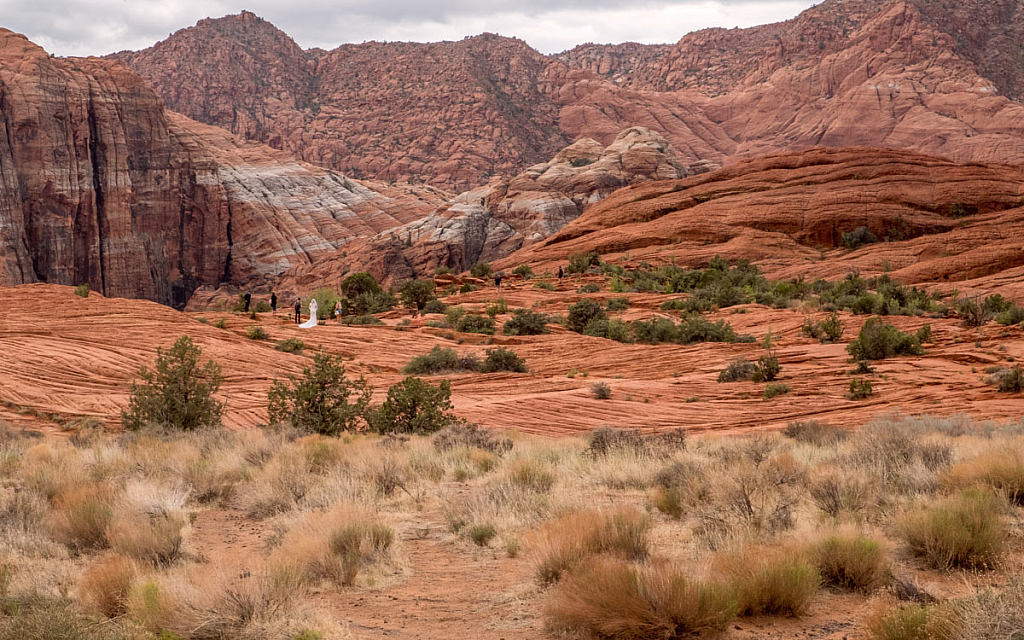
[116, 13, 566, 192]
[118, 1, 1024, 190]
[0, 29, 442, 306]
[498, 147, 1024, 290]
[271, 127, 702, 297]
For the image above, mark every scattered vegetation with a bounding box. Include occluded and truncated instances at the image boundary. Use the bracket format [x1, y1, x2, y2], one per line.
[502, 308, 549, 336]
[246, 325, 269, 340]
[274, 337, 305, 354]
[469, 261, 492, 278]
[847, 318, 925, 361]
[849, 377, 874, 400]
[268, 351, 372, 435]
[399, 278, 436, 311]
[74, 283, 91, 298]
[897, 489, 1006, 570]
[122, 336, 223, 431]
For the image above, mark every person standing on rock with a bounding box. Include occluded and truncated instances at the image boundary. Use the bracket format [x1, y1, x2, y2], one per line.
[294, 299, 301, 325]
[335, 300, 343, 323]
[243, 292, 251, 313]
[495, 273, 502, 288]
[558, 266, 564, 283]
[270, 292, 278, 314]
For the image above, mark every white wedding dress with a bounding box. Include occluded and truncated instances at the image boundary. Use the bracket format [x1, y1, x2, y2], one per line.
[299, 299, 319, 328]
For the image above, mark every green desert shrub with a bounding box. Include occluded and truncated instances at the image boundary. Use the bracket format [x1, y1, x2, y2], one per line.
[606, 297, 630, 312]
[810, 531, 889, 592]
[576, 283, 600, 294]
[339, 273, 394, 315]
[841, 226, 878, 250]
[535, 281, 555, 291]
[988, 366, 1024, 392]
[631, 317, 678, 344]
[718, 359, 755, 383]
[468, 524, 497, 547]
[802, 312, 844, 343]
[722, 547, 820, 617]
[341, 314, 384, 325]
[469, 261, 492, 278]
[480, 348, 527, 373]
[246, 326, 269, 340]
[399, 278, 436, 311]
[567, 299, 607, 333]
[567, 251, 601, 274]
[484, 298, 509, 317]
[849, 377, 874, 399]
[74, 283, 91, 298]
[512, 264, 533, 279]
[677, 315, 736, 344]
[847, 318, 924, 361]
[267, 351, 372, 435]
[255, 300, 271, 313]
[370, 377, 460, 435]
[456, 314, 495, 335]
[404, 346, 470, 375]
[422, 298, 447, 314]
[503, 308, 549, 336]
[122, 336, 223, 431]
[762, 383, 790, 400]
[866, 603, 959, 640]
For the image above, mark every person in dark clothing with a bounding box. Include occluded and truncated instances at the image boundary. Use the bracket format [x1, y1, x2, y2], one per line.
[243, 292, 251, 313]
[270, 292, 278, 313]
[558, 266, 564, 282]
[495, 273, 502, 288]
[294, 299, 301, 324]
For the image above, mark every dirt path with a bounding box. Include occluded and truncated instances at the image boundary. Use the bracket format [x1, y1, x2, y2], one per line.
[320, 512, 543, 639]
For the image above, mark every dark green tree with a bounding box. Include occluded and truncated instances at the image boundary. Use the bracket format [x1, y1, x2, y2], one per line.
[267, 351, 372, 435]
[122, 336, 223, 431]
[399, 279, 437, 311]
[370, 377, 459, 434]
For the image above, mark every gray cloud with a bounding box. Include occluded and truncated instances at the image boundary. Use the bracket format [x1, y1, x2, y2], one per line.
[1, 0, 816, 56]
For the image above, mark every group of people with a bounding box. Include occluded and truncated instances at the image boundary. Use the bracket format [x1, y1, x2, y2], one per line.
[239, 263, 569, 330]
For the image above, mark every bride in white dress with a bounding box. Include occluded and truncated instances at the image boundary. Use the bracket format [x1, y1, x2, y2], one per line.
[299, 298, 319, 328]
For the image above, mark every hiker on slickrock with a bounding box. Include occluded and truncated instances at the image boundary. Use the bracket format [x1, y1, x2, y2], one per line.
[243, 292, 251, 313]
[294, 299, 301, 325]
[270, 292, 277, 313]
[558, 266, 564, 282]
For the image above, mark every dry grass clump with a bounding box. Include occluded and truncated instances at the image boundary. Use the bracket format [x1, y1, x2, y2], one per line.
[239, 450, 315, 518]
[698, 438, 807, 539]
[809, 528, 889, 592]
[943, 444, 1024, 505]
[78, 554, 137, 618]
[504, 458, 556, 493]
[847, 417, 952, 492]
[954, 578, 1024, 639]
[22, 442, 86, 501]
[431, 423, 513, 455]
[650, 460, 710, 519]
[718, 545, 820, 617]
[585, 427, 687, 458]
[808, 466, 878, 520]
[47, 483, 115, 551]
[545, 557, 736, 639]
[781, 420, 849, 446]
[107, 513, 186, 567]
[269, 503, 396, 587]
[896, 489, 1005, 570]
[865, 602, 959, 640]
[532, 507, 650, 585]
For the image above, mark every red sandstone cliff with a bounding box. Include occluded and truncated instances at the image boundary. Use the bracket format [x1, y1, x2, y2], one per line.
[0, 29, 443, 306]
[116, 0, 1024, 190]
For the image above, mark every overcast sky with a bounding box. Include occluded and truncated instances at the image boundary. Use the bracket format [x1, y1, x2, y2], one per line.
[2, 0, 818, 56]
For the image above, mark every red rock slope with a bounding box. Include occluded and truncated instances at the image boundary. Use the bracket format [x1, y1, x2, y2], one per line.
[498, 147, 1024, 292]
[117, 0, 1024, 190]
[0, 29, 443, 307]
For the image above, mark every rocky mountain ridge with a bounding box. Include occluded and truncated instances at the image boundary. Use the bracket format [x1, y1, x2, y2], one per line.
[115, 0, 1024, 190]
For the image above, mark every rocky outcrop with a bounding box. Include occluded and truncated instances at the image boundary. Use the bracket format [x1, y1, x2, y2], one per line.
[0, 29, 442, 307]
[269, 127, 702, 297]
[117, 1, 1024, 190]
[496, 147, 1024, 287]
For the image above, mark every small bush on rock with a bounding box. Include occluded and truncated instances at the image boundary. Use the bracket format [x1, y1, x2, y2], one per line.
[122, 336, 223, 431]
[268, 351, 372, 435]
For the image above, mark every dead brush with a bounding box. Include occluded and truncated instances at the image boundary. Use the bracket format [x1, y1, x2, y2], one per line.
[432, 423, 512, 455]
[585, 426, 687, 458]
[698, 444, 807, 542]
[781, 420, 849, 446]
[544, 557, 737, 638]
[531, 507, 650, 585]
[808, 465, 878, 520]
